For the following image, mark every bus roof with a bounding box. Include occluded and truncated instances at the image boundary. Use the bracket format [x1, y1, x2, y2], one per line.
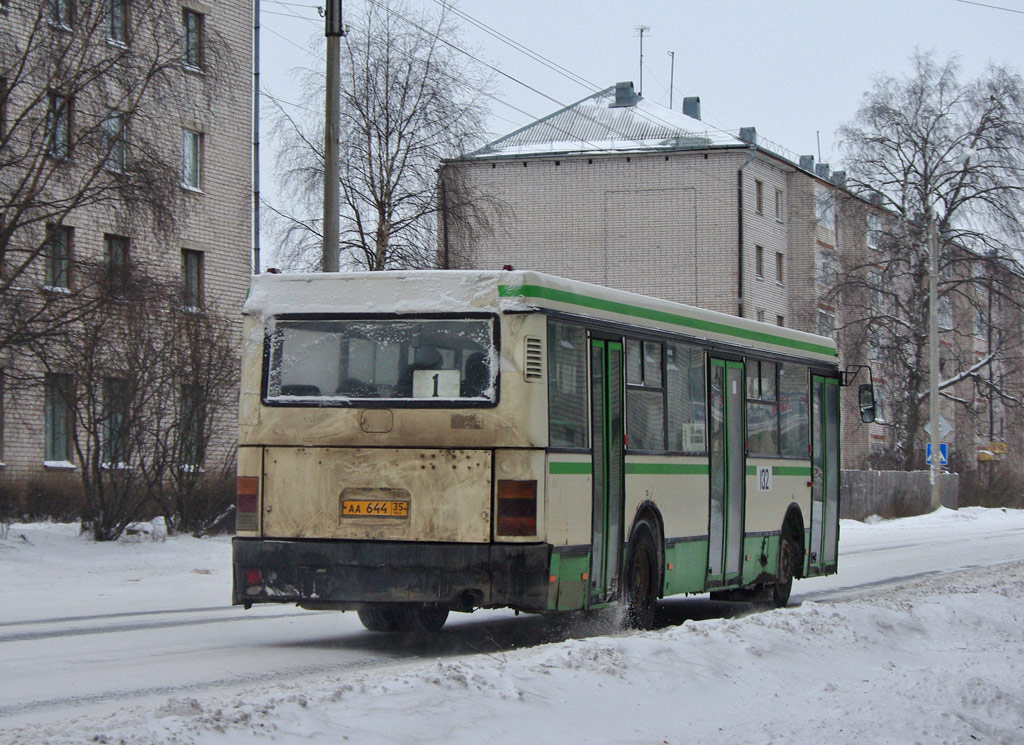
[245, 270, 838, 362]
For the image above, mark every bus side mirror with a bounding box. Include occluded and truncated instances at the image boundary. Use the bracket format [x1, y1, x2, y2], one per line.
[858, 383, 876, 423]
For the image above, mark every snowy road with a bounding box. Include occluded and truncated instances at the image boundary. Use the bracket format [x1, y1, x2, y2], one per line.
[2, 508, 1023, 744]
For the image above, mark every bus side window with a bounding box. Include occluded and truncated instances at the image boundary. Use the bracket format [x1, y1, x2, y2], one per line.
[548, 321, 587, 448]
[779, 363, 809, 456]
[666, 342, 706, 452]
[626, 339, 665, 451]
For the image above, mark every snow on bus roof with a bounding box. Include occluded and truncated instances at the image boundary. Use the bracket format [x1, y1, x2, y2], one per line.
[244, 270, 837, 361]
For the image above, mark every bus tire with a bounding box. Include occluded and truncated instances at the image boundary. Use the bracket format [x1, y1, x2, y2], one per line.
[357, 605, 402, 632]
[398, 605, 449, 632]
[772, 529, 798, 608]
[624, 520, 659, 630]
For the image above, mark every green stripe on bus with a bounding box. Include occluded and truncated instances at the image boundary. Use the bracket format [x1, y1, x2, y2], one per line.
[773, 465, 812, 476]
[499, 283, 836, 357]
[549, 461, 592, 475]
[746, 465, 813, 476]
[625, 463, 709, 475]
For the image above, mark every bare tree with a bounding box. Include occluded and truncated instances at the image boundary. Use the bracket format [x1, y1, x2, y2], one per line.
[0, 1, 223, 356]
[271, 0, 492, 271]
[30, 264, 239, 541]
[833, 52, 1024, 470]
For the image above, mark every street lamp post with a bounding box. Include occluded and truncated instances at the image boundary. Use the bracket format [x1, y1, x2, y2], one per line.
[928, 207, 942, 510]
[322, 0, 343, 273]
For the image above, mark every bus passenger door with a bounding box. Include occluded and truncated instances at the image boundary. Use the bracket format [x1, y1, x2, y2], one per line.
[588, 339, 625, 605]
[809, 375, 841, 574]
[707, 358, 745, 588]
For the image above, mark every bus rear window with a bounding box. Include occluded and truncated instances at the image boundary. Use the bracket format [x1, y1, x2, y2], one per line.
[265, 318, 496, 404]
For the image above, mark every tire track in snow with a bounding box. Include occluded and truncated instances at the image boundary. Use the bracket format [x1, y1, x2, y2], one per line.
[0, 609, 308, 643]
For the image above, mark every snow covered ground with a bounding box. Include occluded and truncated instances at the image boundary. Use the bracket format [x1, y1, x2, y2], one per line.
[2, 508, 1023, 745]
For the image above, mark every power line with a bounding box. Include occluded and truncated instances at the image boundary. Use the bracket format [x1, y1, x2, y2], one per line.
[955, 0, 1024, 13]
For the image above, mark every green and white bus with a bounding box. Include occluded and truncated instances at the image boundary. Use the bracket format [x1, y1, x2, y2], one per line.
[233, 270, 871, 631]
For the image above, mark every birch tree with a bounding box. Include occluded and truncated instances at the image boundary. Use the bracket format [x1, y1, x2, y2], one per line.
[271, 0, 493, 271]
[833, 52, 1024, 470]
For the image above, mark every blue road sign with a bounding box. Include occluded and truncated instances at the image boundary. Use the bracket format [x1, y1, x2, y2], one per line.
[926, 442, 949, 466]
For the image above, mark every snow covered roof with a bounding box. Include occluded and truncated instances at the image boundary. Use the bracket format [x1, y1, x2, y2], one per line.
[467, 84, 748, 159]
[244, 270, 837, 362]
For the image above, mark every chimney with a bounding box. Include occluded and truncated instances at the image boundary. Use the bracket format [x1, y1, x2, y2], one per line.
[739, 127, 757, 146]
[799, 155, 815, 172]
[610, 81, 639, 108]
[815, 163, 831, 181]
[868, 191, 884, 207]
[682, 96, 701, 120]
[831, 170, 846, 187]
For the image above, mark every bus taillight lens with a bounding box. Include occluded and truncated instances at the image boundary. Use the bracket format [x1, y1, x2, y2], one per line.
[236, 476, 259, 532]
[497, 480, 537, 536]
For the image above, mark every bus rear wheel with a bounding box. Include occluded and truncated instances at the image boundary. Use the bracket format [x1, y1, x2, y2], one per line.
[772, 531, 798, 608]
[624, 521, 659, 630]
[357, 604, 449, 633]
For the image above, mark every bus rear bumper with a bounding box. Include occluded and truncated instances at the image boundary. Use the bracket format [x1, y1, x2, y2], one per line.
[232, 538, 551, 613]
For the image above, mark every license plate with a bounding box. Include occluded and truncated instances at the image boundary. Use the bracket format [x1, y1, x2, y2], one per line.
[341, 499, 409, 518]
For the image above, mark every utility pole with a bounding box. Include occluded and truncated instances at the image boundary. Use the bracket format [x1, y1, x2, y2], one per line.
[668, 50, 675, 109]
[635, 25, 650, 96]
[322, 0, 344, 273]
[928, 206, 942, 510]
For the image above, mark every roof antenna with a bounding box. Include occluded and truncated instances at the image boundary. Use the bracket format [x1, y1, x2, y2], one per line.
[635, 25, 650, 96]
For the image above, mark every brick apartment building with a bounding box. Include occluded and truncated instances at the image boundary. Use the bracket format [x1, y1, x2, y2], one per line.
[0, 1, 252, 498]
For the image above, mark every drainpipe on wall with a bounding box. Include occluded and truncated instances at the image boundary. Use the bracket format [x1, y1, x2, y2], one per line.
[736, 127, 758, 318]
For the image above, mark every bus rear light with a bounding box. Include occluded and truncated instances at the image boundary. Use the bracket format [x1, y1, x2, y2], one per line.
[236, 476, 259, 532]
[496, 479, 537, 536]
[245, 568, 262, 586]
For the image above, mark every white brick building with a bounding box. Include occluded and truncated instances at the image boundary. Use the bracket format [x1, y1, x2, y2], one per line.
[0, 1, 252, 499]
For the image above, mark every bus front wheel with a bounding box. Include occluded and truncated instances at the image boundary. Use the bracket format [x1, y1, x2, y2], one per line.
[624, 520, 659, 630]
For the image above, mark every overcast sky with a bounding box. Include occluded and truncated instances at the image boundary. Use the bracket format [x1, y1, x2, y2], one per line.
[257, 0, 1023, 223]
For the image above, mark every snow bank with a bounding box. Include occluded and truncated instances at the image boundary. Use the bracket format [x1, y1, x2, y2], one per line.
[2, 508, 1023, 744]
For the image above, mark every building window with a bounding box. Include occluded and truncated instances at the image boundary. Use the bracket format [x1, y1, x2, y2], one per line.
[104, 233, 129, 284]
[869, 328, 883, 361]
[180, 383, 205, 466]
[181, 129, 201, 190]
[974, 309, 987, 340]
[776, 315, 784, 327]
[754, 179, 764, 214]
[182, 9, 203, 69]
[47, 92, 71, 160]
[0, 367, 4, 463]
[48, 0, 73, 27]
[108, 0, 127, 44]
[774, 188, 783, 221]
[938, 295, 952, 329]
[756, 309, 765, 323]
[46, 225, 72, 288]
[816, 250, 835, 286]
[776, 251, 784, 285]
[0, 77, 8, 139]
[867, 213, 882, 250]
[181, 248, 203, 308]
[814, 185, 834, 229]
[868, 269, 882, 306]
[102, 112, 126, 172]
[45, 373, 73, 463]
[816, 309, 836, 338]
[102, 377, 128, 466]
[755, 245, 764, 279]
